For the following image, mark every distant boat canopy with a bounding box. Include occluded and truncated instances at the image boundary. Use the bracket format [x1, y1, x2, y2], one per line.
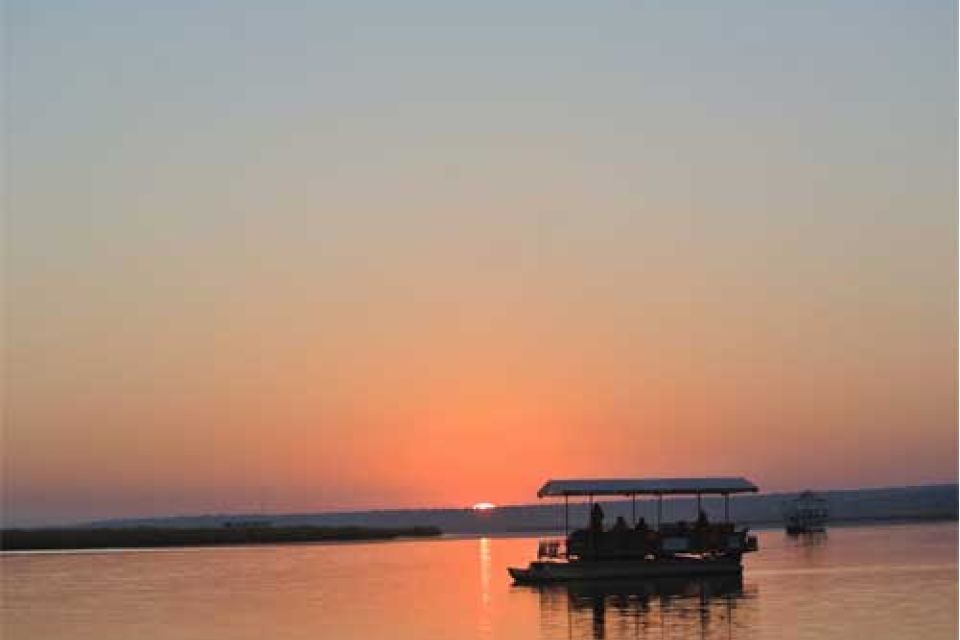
[783, 490, 829, 533]
[537, 477, 759, 498]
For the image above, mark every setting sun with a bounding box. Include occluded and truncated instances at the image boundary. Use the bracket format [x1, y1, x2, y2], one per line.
[472, 502, 497, 511]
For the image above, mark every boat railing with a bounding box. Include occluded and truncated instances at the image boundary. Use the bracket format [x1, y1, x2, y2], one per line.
[537, 538, 567, 559]
[563, 524, 756, 558]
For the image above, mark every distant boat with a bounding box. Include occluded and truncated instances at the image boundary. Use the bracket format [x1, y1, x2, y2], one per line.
[783, 490, 829, 534]
[507, 477, 760, 584]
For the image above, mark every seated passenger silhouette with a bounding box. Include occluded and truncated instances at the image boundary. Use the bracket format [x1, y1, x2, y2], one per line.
[696, 509, 709, 529]
[590, 503, 605, 532]
[634, 516, 648, 532]
[612, 516, 628, 532]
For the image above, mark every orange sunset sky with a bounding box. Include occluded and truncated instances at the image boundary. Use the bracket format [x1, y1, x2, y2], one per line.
[4, 1, 958, 525]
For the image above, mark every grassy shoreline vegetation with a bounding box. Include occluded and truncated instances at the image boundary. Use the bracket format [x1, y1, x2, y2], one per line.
[0, 525, 443, 551]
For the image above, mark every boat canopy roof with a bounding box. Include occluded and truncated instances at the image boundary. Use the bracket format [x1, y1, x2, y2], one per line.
[537, 477, 758, 498]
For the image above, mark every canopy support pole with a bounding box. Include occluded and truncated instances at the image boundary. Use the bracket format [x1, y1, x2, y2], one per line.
[631, 494, 636, 525]
[697, 492, 702, 515]
[564, 494, 569, 559]
[657, 494, 663, 528]
[588, 494, 593, 532]
[724, 493, 730, 522]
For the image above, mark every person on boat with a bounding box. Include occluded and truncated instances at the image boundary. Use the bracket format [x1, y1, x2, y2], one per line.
[610, 516, 630, 555]
[633, 516, 654, 554]
[696, 508, 709, 529]
[590, 503, 605, 532]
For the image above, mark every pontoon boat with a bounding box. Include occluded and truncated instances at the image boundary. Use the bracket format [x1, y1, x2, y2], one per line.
[508, 477, 759, 584]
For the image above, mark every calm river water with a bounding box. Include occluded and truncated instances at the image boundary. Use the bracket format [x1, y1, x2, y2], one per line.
[2, 521, 956, 639]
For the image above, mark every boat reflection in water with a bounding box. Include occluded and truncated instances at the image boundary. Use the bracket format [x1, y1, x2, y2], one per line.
[788, 530, 828, 547]
[525, 574, 755, 640]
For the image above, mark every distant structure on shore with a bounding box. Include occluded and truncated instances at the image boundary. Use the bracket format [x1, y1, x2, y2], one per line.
[783, 491, 829, 534]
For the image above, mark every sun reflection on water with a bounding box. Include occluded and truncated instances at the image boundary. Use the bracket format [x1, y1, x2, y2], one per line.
[479, 536, 492, 608]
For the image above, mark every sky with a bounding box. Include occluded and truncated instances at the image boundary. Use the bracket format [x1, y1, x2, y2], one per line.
[4, 1, 957, 525]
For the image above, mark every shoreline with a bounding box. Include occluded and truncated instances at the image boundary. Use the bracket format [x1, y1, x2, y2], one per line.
[2, 516, 955, 554]
[0, 525, 442, 552]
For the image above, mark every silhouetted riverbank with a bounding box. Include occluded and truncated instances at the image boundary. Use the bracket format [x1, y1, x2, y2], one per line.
[56, 483, 954, 536]
[0, 525, 442, 551]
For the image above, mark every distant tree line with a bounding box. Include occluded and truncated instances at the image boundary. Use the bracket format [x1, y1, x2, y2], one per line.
[0, 525, 442, 551]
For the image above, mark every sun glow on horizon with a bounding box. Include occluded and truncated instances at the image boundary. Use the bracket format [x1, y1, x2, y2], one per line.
[472, 502, 497, 511]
